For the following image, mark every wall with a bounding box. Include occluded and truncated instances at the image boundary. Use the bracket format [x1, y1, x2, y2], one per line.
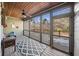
[74, 3, 79, 56]
[4, 16, 23, 36]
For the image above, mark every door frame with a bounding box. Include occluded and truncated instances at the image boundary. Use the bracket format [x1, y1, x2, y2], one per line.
[50, 3, 74, 56]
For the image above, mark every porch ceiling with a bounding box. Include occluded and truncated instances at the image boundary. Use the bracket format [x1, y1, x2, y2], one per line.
[4, 2, 62, 19]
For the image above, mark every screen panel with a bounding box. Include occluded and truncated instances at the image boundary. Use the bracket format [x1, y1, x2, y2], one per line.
[41, 12, 50, 45]
[23, 20, 30, 37]
[30, 16, 40, 41]
[52, 6, 72, 53]
[53, 17, 70, 52]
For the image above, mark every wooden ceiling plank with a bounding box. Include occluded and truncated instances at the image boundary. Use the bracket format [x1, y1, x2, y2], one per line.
[4, 2, 61, 18]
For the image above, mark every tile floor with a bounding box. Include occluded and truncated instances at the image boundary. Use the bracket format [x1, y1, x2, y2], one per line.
[4, 35, 69, 56]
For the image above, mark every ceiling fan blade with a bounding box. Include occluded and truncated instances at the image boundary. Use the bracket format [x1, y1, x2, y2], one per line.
[26, 13, 32, 17]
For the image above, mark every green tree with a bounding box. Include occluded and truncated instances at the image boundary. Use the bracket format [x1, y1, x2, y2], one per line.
[42, 19, 48, 24]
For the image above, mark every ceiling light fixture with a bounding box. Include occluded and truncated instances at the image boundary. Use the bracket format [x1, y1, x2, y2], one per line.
[21, 10, 32, 20]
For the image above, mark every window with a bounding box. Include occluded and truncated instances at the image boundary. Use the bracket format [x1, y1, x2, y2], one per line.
[41, 12, 50, 45]
[32, 16, 40, 32]
[30, 16, 40, 41]
[24, 20, 29, 31]
[52, 6, 71, 17]
[52, 6, 72, 53]
[23, 20, 30, 37]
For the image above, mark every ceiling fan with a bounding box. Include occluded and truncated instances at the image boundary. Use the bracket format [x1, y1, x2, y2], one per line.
[21, 10, 32, 20]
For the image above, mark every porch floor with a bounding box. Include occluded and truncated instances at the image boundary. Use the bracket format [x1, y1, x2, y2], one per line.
[5, 35, 69, 56]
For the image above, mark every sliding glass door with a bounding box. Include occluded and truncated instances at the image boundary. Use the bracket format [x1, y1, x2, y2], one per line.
[30, 16, 41, 41]
[52, 6, 72, 53]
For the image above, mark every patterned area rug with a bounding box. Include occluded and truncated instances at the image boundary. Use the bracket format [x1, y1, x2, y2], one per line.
[16, 37, 47, 56]
[9, 36, 68, 56]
